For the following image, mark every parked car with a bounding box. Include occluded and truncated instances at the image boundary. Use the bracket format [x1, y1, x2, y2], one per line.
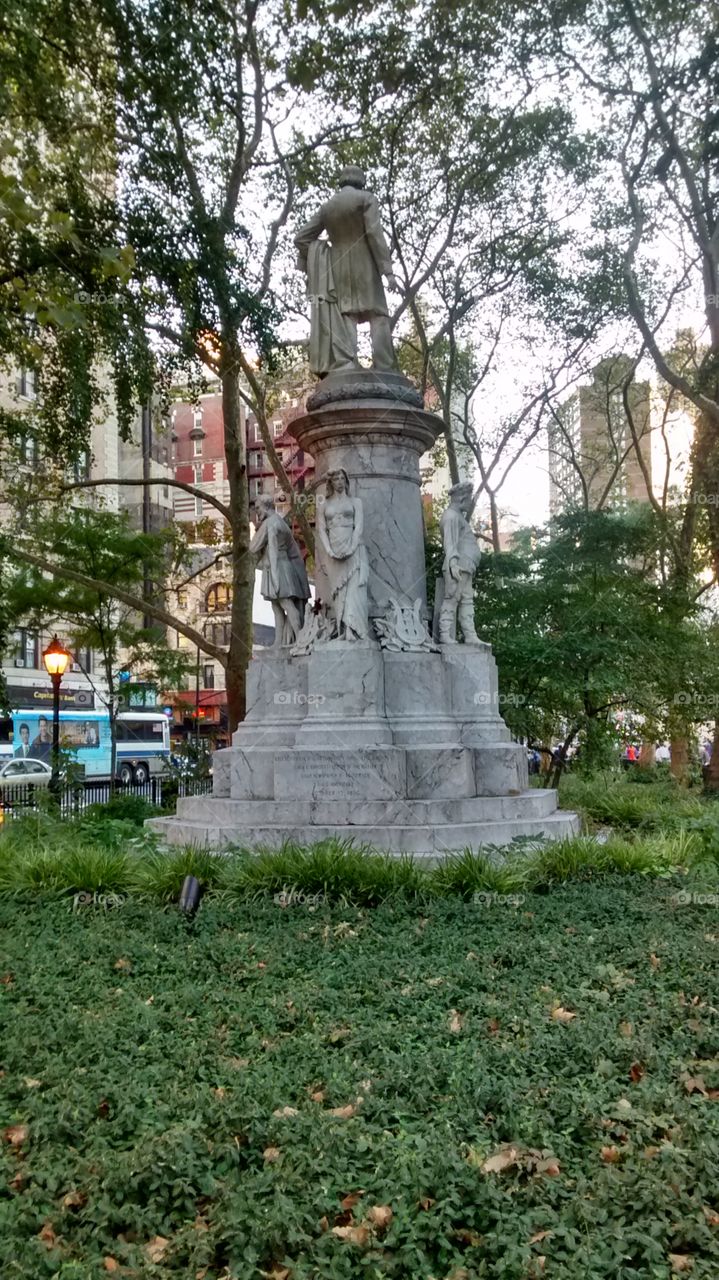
[0, 758, 52, 790]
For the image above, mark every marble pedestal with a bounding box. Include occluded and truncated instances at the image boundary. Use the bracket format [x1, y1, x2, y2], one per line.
[149, 642, 579, 858]
[149, 376, 577, 858]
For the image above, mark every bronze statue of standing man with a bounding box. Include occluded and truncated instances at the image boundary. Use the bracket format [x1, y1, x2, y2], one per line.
[295, 165, 400, 376]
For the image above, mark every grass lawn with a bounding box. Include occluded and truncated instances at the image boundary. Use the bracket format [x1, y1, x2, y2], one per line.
[2, 880, 719, 1279]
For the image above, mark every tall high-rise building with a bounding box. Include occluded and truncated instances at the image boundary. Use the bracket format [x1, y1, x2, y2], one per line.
[548, 357, 652, 515]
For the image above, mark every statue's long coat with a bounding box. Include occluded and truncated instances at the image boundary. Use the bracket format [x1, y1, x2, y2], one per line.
[295, 186, 393, 321]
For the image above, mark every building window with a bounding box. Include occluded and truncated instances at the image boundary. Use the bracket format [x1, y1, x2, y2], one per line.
[203, 665, 215, 690]
[195, 495, 203, 517]
[193, 436, 203, 457]
[204, 620, 231, 647]
[13, 629, 39, 669]
[17, 368, 36, 400]
[177, 588, 189, 610]
[193, 409, 203, 429]
[252, 477, 264, 496]
[273, 420, 283, 436]
[205, 583, 232, 614]
[72, 451, 90, 481]
[19, 433, 37, 465]
[194, 463, 202, 483]
[251, 451, 262, 469]
[71, 648, 92, 674]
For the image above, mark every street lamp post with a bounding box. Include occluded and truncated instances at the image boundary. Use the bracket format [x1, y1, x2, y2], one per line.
[42, 635, 71, 805]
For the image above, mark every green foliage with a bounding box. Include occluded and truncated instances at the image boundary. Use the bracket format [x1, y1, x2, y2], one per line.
[2, 879, 719, 1277]
[559, 772, 708, 831]
[473, 507, 712, 758]
[82, 793, 161, 827]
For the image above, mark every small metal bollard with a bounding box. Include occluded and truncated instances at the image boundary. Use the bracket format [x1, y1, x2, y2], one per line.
[179, 874, 202, 917]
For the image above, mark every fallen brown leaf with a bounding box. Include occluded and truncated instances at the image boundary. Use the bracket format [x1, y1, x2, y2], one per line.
[0, 973, 14, 985]
[551, 1006, 577, 1023]
[145, 1235, 170, 1263]
[331, 1224, 370, 1247]
[529, 1230, 554, 1244]
[103, 1259, 120, 1273]
[38, 1221, 58, 1248]
[487, 1018, 500, 1034]
[619, 1021, 633, 1037]
[310, 1089, 325, 1103]
[419, 1196, 436, 1210]
[682, 1074, 708, 1096]
[454, 1228, 483, 1246]
[24, 1077, 42, 1089]
[61, 1189, 86, 1209]
[702, 1206, 719, 1227]
[328, 1103, 356, 1119]
[319, 1215, 329, 1232]
[367, 1204, 393, 1231]
[227, 1057, 249, 1070]
[263, 1146, 281, 1163]
[272, 1106, 299, 1118]
[212, 1087, 227, 1100]
[4, 1123, 29, 1147]
[669, 1255, 693, 1273]
[340, 1191, 363, 1211]
[601, 1145, 621, 1163]
[650, 953, 661, 970]
[481, 1144, 521, 1174]
[328, 1027, 350, 1043]
[114, 957, 131, 971]
[629, 1062, 646, 1083]
[448, 1009, 464, 1034]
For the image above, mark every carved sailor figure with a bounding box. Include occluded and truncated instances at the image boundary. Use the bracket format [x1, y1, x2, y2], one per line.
[438, 481, 482, 646]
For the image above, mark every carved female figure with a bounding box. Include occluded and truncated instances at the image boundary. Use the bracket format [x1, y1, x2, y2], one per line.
[316, 469, 369, 641]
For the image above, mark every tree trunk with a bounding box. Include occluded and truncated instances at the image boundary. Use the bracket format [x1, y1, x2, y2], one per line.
[638, 742, 655, 767]
[489, 493, 501, 553]
[221, 341, 254, 734]
[670, 735, 690, 785]
[703, 719, 719, 792]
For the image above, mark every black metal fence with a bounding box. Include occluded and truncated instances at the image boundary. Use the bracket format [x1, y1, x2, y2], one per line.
[0, 775, 213, 820]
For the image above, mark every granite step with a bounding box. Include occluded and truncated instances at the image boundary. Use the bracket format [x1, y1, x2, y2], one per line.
[146, 809, 580, 857]
[174, 789, 558, 827]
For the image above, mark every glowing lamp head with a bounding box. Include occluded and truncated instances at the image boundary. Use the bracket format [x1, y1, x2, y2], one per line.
[42, 635, 71, 679]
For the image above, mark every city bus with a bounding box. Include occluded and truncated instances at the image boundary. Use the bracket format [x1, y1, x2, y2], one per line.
[0, 708, 171, 784]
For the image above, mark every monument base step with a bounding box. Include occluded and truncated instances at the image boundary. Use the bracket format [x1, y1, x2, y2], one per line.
[146, 797, 579, 859]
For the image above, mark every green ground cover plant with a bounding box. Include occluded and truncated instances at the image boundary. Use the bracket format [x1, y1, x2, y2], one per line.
[2, 884, 719, 1279]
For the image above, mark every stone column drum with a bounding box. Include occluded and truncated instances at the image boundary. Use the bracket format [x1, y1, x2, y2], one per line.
[290, 370, 441, 619]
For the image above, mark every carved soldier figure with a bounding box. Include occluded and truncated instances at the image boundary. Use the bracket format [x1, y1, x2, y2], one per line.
[295, 165, 400, 375]
[438, 481, 482, 646]
[250, 495, 310, 649]
[316, 469, 369, 640]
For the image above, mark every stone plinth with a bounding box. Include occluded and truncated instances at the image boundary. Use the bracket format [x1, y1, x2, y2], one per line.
[149, 643, 578, 857]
